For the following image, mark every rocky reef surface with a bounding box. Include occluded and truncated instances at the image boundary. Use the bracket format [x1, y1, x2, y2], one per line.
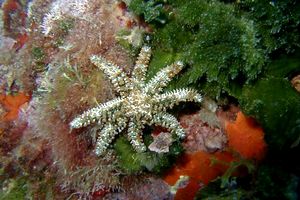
[0, 0, 299, 199]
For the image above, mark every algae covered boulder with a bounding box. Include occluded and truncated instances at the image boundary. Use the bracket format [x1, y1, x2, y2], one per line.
[240, 77, 300, 151]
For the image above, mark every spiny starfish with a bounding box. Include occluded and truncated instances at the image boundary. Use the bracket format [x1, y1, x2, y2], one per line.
[70, 46, 202, 155]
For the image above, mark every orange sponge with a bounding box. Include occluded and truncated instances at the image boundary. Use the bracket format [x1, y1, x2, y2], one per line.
[164, 151, 235, 200]
[225, 111, 266, 160]
[0, 92, 30, 121]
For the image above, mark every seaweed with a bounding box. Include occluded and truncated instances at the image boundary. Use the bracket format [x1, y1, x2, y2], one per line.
[114, 135, 183, 174]
[237, 0, 300, 53]
[1, 0, 300, 198]
[128, 0, 300, 99]
[264, 52, 300, 78]
[0, 177, 28, 200]
[52, 18, 74, 48]
[0, 167, 58, 200]
[129, 0, 265, 99]
[240, 77, 300, 151]
[31, 47, 45, 62]
[196, 164, 299, 200]
[128, 0, 167, 24]
[195, 178, 249, 200]
[210, 156, 255, 189]
[254, 165, 299, 200]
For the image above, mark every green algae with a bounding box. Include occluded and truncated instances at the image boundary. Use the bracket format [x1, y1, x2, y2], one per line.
[237, 0, 300, 53]
[196, 164, 299, 200]
[128, 1, 300, 198]
[240, 77, 300, 151]
[114, 135, 183, 174]
[0, 177, 28, 200]
[239, 49, 300, 152]
[128, 0, 167, 24]
[129, 0, 300, 99]
[130, 0, 265, 98]
[32, 47, 45, 61]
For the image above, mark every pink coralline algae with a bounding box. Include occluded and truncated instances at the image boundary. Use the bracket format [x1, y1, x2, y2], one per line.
[180, 109, 227, 153]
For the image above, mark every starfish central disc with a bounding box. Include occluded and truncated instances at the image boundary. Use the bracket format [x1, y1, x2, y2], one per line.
[123, 90, 152, 120]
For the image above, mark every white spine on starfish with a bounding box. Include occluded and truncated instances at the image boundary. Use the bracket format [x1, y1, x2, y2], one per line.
[127, 120, 146, 152]
[150, 113, 185, 139]
[90, 55, 132, 96]
[70, 97, 123, 129]
[132, 46, 152, 87]
[143, 61, 184, 94]
[153, 88, 203, 109]
[95, 118, 127, 155]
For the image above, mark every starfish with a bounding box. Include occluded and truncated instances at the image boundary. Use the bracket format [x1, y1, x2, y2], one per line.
[70, 46, 202, 155]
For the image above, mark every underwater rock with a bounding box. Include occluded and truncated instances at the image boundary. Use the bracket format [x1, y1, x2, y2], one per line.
[1, 0, 299, 199]
[149, 132, 173, 153]
[180, 109, 227, 153]
[104, 177, 172, 200]
[2, 0, 27, 38]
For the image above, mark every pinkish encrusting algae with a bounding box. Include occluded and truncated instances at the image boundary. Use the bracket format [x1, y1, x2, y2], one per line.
[180, 98, 228, 153]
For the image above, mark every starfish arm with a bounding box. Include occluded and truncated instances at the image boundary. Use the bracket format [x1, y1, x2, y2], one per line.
[90, 55, 132, 96]
[143, 61, 184, 94]
[150, 112, 185, 139]
[153, 88, 202, 110]
[70, 97, 123, 129]
[132, 46, 151, 87]
[128, 120, 147, 152]
[95, 118, 127, 155]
